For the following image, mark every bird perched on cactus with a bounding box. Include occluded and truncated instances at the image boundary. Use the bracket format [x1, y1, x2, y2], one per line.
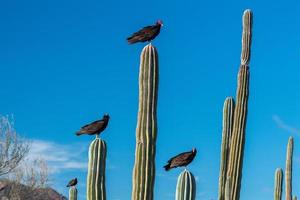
[127, 20, 163, 44]
[67, 178, 78, 187]
[76, 114, 110, 136]
[164, 148, 197, 171]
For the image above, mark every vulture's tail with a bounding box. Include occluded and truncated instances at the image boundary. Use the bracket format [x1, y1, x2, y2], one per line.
[163, 163, 171, 171]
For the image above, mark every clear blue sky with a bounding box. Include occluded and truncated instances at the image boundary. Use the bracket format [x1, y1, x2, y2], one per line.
[1, 0, 300, 199]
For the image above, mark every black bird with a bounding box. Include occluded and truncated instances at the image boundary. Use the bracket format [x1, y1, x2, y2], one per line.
[66, 178, 78, 187]
[76, 114, 110, 136]
[127, 20, 163, 44]
[164, 148, 197, 171]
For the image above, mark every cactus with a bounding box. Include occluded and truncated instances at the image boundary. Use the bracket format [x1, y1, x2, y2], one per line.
[224, 177, 232, 200]
[131, 44, 159, 200]
[286, 137, 294, 200]
[87, 138, 107, 200]
[176, 170, 196, 200]
[274, 168, 283, 200]
[69, 187, 78, 200]
[226, 9, 252, 200]
[218, 97, 235, 200]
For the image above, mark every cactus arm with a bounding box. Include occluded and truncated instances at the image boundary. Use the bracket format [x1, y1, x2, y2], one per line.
[286, 137, 294, 200]
[218, 97, 235, 200]
[131, 44, 159, 200]
[274, 168, 283, 200]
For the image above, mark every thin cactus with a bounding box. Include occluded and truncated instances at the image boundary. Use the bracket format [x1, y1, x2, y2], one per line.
[176, 170, 196, 200]
[226, 9, 252, 200]
[69, 187, 78, 200]
[286, 137, 294, 200]
[131, 44, 159, 200]
[274, 168, 283, 200]
[218, 97, 235, 200]
[87, 138, 107, 200]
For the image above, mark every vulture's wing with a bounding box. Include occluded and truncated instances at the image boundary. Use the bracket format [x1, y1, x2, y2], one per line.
[168, 151, 193, 165]
[79, 120, 105, 133]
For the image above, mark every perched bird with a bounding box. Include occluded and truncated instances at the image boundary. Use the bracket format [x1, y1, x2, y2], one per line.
[127, 20, 163, 44]
[164, 148, 197, 171]
[67, 178, 78, 187]
[76, 114, 110, 136]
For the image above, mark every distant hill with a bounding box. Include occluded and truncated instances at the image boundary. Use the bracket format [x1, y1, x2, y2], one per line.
[0, 179, 67, 200]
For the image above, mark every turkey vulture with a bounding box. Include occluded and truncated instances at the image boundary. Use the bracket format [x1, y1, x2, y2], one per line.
[164, 148, 197, 171]
[67, 178, 77, 187]
[76, 114, 110, 136]
[127, 20, 163, 44]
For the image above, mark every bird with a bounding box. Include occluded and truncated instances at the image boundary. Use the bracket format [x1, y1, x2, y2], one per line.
[127, 20, 163, 44]
[76, 114, 110, 136]
[164, 148, 197, 171]
[66, 178, 78, 187]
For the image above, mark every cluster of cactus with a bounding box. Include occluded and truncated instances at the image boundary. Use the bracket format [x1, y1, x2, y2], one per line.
[217, 9, 252, 200]
[273, 137, 296, 200]
[66, 9, 262, 200]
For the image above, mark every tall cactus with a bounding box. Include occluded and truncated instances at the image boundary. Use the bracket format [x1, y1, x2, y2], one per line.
[87, 138, 107, 200]
[131, 44, 159, 200]
[69, 187, 78, 200]
[226, 9, 252, 200]
[218, 97, 235, 200]
[176, 170, 196, 200]
[274, 168, 283, 200]
[286, 137, 294, 200]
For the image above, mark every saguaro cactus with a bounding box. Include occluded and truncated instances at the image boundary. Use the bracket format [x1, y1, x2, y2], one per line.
[69, 187, 78, 200]
[286, 137, 294, 200]
[274, 168, 283, 200]
[226, 9, 252, 200]
[87, 138, 107, 200]
[131, 44, 159, 200]
[218, 97, 235, 200]
[176, 170, 196, 200]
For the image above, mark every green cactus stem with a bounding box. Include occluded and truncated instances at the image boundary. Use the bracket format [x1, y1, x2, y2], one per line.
[274, 168, 283, 200]
[286, 137, 294, 200]
[218, 97, 235, 200]
[226, 9, 252, 200]
[131, 44, 159, 200]
[87, 138, 107, 200]
[176, 170, 196, 200]
[69, 187, 78, 200]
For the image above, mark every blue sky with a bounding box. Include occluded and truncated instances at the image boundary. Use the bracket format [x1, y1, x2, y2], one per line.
[1, 0, 300, 199]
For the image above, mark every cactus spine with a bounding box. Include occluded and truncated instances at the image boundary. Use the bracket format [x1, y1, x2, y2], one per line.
[176, 170, 196, 200]
[226, 9, 252, 200]
[132, 44, 159, 200]
[286, 137, 294, 200]
[69, 187, 78, 200]
[87, 138, 107, 200]
[218, 97, 235, 200]
[274, 168, 283, 200]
